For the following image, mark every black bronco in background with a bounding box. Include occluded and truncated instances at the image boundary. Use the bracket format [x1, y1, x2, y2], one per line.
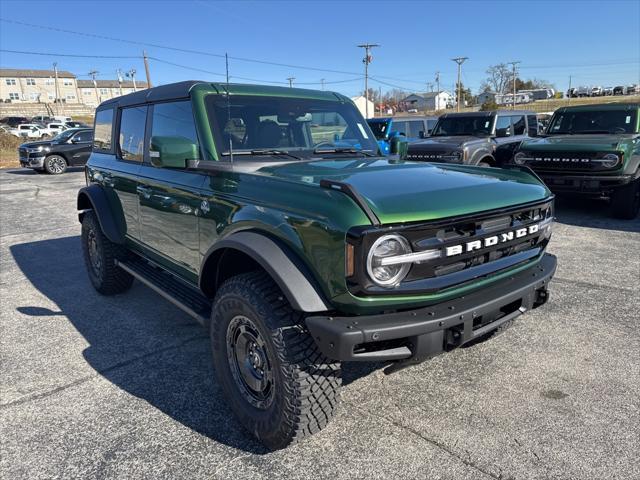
[406, 110, 538, 166]
[19, 128, 94, 174]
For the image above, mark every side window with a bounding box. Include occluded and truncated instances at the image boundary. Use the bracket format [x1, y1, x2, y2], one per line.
[527, 115, 538, 136]
[408, 121, 423, 138]
[495, 116, 511, 136]
[511, 115, 526, 135]
[150, 101, 199, 148]
[73, 130, 93, 143]
[93, 108, 114, 151]
[118, 106, 147, 162]
[394, 121, 408, 135]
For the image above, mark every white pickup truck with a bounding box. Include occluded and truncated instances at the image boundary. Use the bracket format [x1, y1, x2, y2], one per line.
[9, 124, 45, 138]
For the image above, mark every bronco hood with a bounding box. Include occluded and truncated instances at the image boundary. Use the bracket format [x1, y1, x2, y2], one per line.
[521, 134, 635, 152]
[257, 159, 550, 224]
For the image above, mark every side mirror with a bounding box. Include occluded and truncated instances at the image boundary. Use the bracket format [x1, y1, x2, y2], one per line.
[495, 128, 510, 138]
[149, 136, 198, 168]
[390, 135, 409, 155]
[418, 130, 426, 139]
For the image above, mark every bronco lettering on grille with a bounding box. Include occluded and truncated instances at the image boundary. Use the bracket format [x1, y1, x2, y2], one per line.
[445, 224, 540, 257]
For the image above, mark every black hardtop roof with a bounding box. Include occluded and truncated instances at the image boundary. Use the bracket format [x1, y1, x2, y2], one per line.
[554, 102, 639, 114]
[440, 110, 536, 118]
[96, 80, 349, 110]
[98, 80, 203, 108]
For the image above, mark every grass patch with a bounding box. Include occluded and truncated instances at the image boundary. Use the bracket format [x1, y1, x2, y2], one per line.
[0, 133, 22, 169]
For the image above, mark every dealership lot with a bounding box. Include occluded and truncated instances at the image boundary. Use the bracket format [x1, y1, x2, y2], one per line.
[1, 168, 638, 479]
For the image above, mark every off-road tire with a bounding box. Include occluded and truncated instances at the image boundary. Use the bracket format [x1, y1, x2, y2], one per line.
[81, 211, 133, 295]
[43, 155, 67, 174]
[610, 179, 640, 219]
[211, 271, 341, 450]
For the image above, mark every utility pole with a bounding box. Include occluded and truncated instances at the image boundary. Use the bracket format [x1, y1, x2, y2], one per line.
[426, 82, 433, 92]
[143, 50, 152, 88]
[53, 62, 60, 114]
[451, 57, 468, 112]
[508, 61, 521, 109]
[320, 78, 325, 90]
[116, 69, 123, 96]
[568, 75, 572, 103]
[286, 77, 295, 88]
[126, 69, 137, 91]
[378, 86, 382, 116]
[357, 43, 380, 119]
[435, 71, 440, 109]
[89, 70, 100, 104]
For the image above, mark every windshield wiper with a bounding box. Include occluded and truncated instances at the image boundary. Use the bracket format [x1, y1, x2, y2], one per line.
[572, 130, 613, 135]
[221, 149, 303, 160]
[313, 147, 377, 157]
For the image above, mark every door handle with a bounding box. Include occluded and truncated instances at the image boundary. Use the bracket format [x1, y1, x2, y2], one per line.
[136, 185, 152, 199]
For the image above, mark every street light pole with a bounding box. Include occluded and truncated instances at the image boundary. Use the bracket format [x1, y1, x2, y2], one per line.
[287, 77, 295, 88]
[451, 57, 468, 112]
[89, 70, 100, 104]
[358, 43, 380, 118]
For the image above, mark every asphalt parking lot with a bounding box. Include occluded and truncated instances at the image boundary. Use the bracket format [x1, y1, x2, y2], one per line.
[1, 168, 638, 480]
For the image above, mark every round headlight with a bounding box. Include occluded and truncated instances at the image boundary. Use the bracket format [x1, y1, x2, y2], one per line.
[366, 234, 412, 287]
[513, 152, 527, 165]
[601, 153, 619, 168]
[451, 150, 463, 162]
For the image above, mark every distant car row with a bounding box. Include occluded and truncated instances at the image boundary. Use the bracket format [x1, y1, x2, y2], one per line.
[0, 115, 89, 138]
[568, 84, 638, 98]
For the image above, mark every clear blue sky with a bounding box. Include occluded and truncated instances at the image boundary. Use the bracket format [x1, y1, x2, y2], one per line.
[1, 0, 638, 96]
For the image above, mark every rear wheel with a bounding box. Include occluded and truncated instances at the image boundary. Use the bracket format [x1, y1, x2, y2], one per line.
[211, 271, 341, 450]
[81, 211, 133, 294]
[44, 155, 67, 174]
[610, 179, 640, 219]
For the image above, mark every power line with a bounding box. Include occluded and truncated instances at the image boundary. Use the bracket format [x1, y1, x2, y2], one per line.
[0, 48, 139, 59]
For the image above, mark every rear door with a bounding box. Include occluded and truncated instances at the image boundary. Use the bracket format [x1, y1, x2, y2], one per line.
[63, 130, 93, 166]
[137, 100, 205, 277]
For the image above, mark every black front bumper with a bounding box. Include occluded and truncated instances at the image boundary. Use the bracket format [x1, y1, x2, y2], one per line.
[306, 254, 557, 363]
[540, 173, 636, 195]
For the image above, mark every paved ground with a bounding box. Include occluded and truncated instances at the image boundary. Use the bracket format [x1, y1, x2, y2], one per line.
[1, 168, 638, 480]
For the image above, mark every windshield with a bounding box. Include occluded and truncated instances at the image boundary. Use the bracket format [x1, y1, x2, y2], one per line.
[547, 110, 637, 134]
[431, 116, 493, 136]
[207, 95, 378, 159]
[51, 129, 76, 142]
[367, 119, 391, 139]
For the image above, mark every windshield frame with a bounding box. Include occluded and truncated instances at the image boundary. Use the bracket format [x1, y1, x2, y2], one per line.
[205, 94, 379, 161]
[545, 109, 638, 135]
[430, 115, 495, 137]
[50, 129, 77, 142]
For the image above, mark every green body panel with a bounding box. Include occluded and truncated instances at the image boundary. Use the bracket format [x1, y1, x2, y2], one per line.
[86, 82, 554, 314]
[519, 104, 640, 175]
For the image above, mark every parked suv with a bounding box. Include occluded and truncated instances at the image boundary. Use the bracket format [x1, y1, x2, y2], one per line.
[406, 110, 538, 166]
[367, 116, 437, 154]
[19, 128, 93, 174]
[513, 103, 640, 219]
[78, 81, 556, 449]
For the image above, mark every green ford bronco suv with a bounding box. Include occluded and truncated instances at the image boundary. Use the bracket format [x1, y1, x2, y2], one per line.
[77, 81, 556, 449]
[513, 103, 640, 219]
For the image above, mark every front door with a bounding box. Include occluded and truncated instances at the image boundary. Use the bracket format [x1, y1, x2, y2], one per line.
[64, 129, 94, 166]
[137, 100, 205, 277]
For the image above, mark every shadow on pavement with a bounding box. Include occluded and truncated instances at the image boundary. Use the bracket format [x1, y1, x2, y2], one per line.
[10, 236, 269, 454]
[554, 196, 640, 233]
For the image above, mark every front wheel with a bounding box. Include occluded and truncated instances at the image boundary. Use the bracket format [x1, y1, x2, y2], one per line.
[44, 155, 67, 174]
[210, 271, 341, 450]
[610, 179, 640, 219]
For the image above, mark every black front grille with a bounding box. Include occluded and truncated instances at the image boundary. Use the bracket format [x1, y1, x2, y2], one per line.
[348, 200, 553, 295]
[406, 150, 451, 161]
[521, 151, 620, 172]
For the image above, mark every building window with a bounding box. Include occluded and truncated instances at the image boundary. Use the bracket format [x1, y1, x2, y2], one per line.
[83, 90, 92, 96]
[8, 93, 20, 100]
[99, 88, 109, 95]
[29, 93, 40, 101]
[26, 78, 36, 86]
[45, 78, 54, 85]
[66, 94, 76, 100]
[5, 78, 16, 85]
[48, 94, 55, 100]
[63, 79, 73, 86]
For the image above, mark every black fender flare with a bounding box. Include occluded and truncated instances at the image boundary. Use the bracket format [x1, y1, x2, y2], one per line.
[200, 231, 331, 313]
[77, 184, 126, 244]
[469, 148, 495, 165]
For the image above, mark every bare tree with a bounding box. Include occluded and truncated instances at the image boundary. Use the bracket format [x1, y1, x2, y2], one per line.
[482, 63, 513, 93]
